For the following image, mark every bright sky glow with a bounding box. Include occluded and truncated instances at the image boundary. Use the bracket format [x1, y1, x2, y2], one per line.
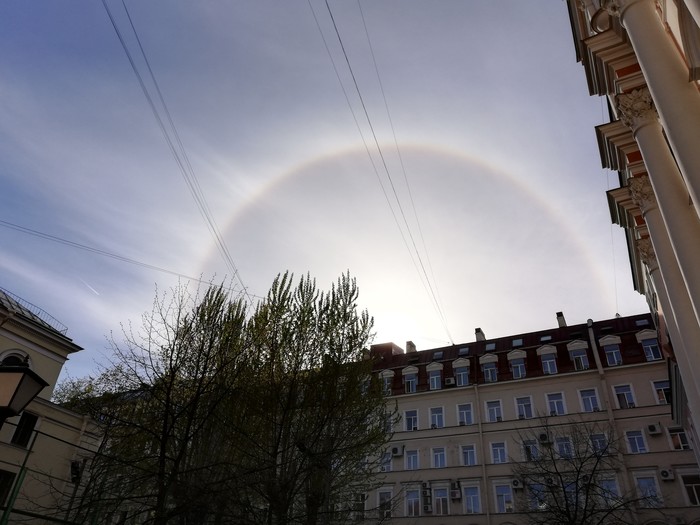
[0, 1, 648, 378]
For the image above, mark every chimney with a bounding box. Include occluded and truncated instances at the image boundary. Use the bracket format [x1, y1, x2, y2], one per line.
[475, 328, 486, 341]
[406, 340, 417, 353]
[556, 312, 567, 328]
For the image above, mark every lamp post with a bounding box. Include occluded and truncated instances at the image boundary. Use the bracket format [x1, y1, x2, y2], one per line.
[0, 359, 48, 525]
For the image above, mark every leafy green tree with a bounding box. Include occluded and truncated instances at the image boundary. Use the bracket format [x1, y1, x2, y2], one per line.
[55, 273, 391, 525]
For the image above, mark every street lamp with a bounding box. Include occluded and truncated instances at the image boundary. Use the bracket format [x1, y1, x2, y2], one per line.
[0, 358, 48, 426]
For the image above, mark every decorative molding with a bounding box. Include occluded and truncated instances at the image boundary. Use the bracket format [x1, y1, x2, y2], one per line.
[636, 237, 659, 272]
[616, 88, 658, 131]
[628, 175, 657, 214]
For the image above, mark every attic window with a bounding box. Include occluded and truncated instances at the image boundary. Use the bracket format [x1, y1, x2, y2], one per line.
[433, 351, 443, 360]
[540, 335, 552, 342]
[485, 343, 496, 351]
[458, 347, 470, 356]
[635, 319, 650, 327]
[512, 338, 523, 348]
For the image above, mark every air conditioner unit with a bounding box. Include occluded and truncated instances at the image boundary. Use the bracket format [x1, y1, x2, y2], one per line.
[647, 423, 662, 435]
[660, 468, 675, 481]
[431, 423, 437, 429]
[422, 489, 431, 497]
[445, 377, 456, 386]
[539, 433, 550, 443]
[511, 479, 523, 490]
[450, 481, 460, 491]
[421, 482, 431, 489]
[423, 505, 433, 513]
[379, 466, 388, 472]
[545, 477, 554, 486]
[450, 489, 462, 499]
[391, 445, 404, 457]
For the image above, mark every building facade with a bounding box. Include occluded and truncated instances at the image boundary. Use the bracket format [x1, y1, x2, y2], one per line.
[369, 313, 700, 524]
[565, 0, 700, 459]
[0, 288, 101, 524]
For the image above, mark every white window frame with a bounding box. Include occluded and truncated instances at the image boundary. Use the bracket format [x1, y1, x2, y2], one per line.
[546, 392, 566, 416]
[461, 444, 477, 466]
[494, 483, 514, 513]
[430, 407, 444, 429]
[405, 449, 419, 470]
[482, 362, 498, 382]
[556, 436, 573, 458]
[634, 473, 662, 507]
[669, 427, 691, 450]
[463, 485, 481, 514]
[570, 349, 589, 370]
[404, 409, 418, 431]
[642, 338, 662, 361]
[491, 442, 507, 464]
[405, 489, 420, 517]
[433, 487, 449, 515]
[541, 353, 557, 374]
[432, 447, 446, 468]
[378, 490, 393, 519]
[522, 439, 538, 461]
[455, 366, 469, 386]
[429, 370, 442, 390]
[604, 344, 622, 366]
[652, 379, 671, 405]
[579, 388, 600, 412]
[515, 396, 533, 419]
[457, 403, 473, 425]
[486, 400, 503, 422]
[404, 373, 417, 394]
[613, 384, 636, 409]
[626, 430, 648, 454]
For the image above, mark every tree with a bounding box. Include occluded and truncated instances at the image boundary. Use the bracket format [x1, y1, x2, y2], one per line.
[55, 272, 392, 525]
[512, 417, 665, 525]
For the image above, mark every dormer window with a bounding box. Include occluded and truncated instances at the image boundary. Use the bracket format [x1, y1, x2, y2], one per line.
[642, 339, 661, 361]
[433, 351, 443, 360]
[429, 370, 442, 390]
[485, 342, 496, 351]
[571, 349, 589, 371]
[482, 363, 497, 383]
[512, 338, 523, 348]
[458, 346, 470, 356]
[404, 373, 417, 394]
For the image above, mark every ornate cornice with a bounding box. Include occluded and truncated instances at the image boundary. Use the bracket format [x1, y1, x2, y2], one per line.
[602, 0, 648, 18]
[636, 237, 658, 272]
[616, 88, 658, 131]
[628, 174, 657, 215]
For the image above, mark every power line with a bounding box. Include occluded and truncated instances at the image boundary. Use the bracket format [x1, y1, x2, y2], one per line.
[101, 0, 253, 305]
[320, 0, 453, 344]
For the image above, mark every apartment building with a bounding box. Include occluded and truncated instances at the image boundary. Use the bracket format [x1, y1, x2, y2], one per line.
[565, 0, 700, 458]
[368, 313, 700, 524]
[0, 288, 101, 524]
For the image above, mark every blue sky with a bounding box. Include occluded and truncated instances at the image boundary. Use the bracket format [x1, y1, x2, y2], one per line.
[0, 1, 648, 379]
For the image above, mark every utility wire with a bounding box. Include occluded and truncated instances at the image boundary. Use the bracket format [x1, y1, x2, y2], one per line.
[322, 0, 453, 344]
[101, 0, 253, 305]
[356, 0, 452, 343]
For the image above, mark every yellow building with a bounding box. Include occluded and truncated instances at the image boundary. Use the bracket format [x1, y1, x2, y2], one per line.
[0, 288, 101, 524]
[566, 0, 700, 461]
[369, 313, 699, 524]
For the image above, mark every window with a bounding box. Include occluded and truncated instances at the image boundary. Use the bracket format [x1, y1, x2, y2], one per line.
[486, 400, 502, 422]
[482, 362, 498, 383]
[378, 491, 392, 518]
[591, 433, 608, 454]
[643, 338, 662, 361]
[405, 410, 418, 431]
[348, 493, 365, 521]
[433, 488, 448, 515]
[571, 349, 589, 370]
[636, 319, 650, 326]
[512, 338, 523, 347]
[11, 412, 38, 448]
[511, 358, 526, 379]
[430, 407, 444, 429]
[547, 392, 565, 416]
[0, 470, 15, 506]
[528, 483, 547, 510]
[541, 353, 557, 374]
[682, 474, 700, 506]
[653, 380, 671, 404]
[614, 385, 635, 408]
[380, 451, 392, 472]
[491, 442, 507, 464]
[457, 403, 473, 425]
[429, 370, 442, 390]
[604, 344, 622, 366]
[404, 373, 417, 394]
[433, 351, 443, 360]
[556, 437, 573, 458]
[432, 447, 446, 468]
[406, 489, 420, 516]
[463, 486, 480, 514]
[462, 444, 477, 466]
[495, 484, 514, 513]
[459, 346, 470, 356]
[669, 428, 690, 450]
[635, 476, 661, 507]
[523, 440, 538, 460]
[455, 366, 469, 386]
[580, 389, 599, 412]
[382, 376, 392, 395]
[599, 479, 620, 506]
[486, 342, 496, 351]
[626, 430, 647, 453]
[516, 396, 533, 419]
[405, 450, 419, 470]
[540, 335, 552, 342]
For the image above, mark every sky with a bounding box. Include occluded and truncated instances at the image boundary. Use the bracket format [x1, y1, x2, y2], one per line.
[0, 1, 649, 380]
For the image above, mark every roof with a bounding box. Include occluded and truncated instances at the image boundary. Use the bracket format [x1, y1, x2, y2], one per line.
[0, 287, 69, 336]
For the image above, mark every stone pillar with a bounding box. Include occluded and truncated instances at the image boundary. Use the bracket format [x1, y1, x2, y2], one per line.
[617, 89, 700, 324]
[607, 0, 700, 220]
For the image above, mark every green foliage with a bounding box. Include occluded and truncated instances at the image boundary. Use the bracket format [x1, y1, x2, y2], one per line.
[57, 272, 390, 525]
